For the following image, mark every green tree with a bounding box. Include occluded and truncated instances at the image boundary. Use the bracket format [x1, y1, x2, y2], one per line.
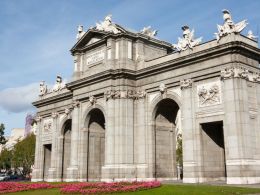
[12, 133, 36, 177]
[0, 148, 12, 171]
[176, 134, 183, 166]
[0, 123, 7, 145]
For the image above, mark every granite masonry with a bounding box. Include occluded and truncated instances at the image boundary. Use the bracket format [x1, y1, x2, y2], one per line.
[32, 11, 260, 184]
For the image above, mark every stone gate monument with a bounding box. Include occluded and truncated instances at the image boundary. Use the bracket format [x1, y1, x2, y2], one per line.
[32, 10, 260, 184]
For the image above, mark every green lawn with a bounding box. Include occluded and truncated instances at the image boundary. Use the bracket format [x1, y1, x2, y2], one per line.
[8, 184, 260, 195]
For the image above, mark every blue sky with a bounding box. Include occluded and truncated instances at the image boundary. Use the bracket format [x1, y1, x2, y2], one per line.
[0, 0, 260, 135]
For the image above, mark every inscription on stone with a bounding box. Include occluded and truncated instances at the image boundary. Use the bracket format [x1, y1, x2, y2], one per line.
[86, 50, 104, 65]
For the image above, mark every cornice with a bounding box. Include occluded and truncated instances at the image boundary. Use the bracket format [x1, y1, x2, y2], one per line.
[32, 91, 73, 108]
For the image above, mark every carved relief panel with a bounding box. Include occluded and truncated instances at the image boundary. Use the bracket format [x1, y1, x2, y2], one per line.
[197, 81, 222, 107]
[43, 118, 53, 132]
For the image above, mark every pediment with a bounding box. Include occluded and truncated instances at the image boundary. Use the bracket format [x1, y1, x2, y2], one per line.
[71, 30, 107, 53]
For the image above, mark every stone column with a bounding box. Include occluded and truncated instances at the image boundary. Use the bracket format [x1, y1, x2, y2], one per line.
[66, 100, 80, 181]
[31, 116, 44, 182]
[47, 112, 59, 182]
[180, 79, 199, 183]
[102, 90, 135, 181]
[134, 92, 147, 179]
[78, 127, 88, 182]
[222, 67, 259, 184]
[55, 135, 64, 181]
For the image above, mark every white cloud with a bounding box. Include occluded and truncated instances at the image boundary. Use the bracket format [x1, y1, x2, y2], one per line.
[0, 83, 39, 113]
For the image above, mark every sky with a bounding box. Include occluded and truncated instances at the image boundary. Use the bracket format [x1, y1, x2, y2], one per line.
[0, 0, 260, 136]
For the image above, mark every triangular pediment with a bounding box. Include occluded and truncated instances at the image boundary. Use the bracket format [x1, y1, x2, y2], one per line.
[71, 30, 108, 53]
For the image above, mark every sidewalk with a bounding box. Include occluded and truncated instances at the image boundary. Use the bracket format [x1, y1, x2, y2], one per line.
[161, 180, 260, 189]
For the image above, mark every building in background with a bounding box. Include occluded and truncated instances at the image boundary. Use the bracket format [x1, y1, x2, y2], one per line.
[0, 128, 25, 152]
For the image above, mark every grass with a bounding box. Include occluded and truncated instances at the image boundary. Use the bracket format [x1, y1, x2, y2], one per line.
[7, 184, 260, 195]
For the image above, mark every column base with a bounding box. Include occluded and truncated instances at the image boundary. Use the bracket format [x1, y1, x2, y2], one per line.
[31, 168, 43, 182]
[227, 177, 260, 184]
[65, 166, 79, 182]
[101, 164, 137, 181]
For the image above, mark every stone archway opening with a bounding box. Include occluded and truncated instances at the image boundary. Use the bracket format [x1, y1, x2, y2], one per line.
[153, 98, 181, 180]
[86, 108, 105, 181]
[43, 144, 52, 181]
[200, 121, 226, 181]
[61, 119, 72, 180]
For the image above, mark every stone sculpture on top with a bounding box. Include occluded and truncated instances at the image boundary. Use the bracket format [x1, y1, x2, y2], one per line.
[173, 25, 202, 51]
[140, 26, 158, 37]
[39, 81, 47, 96]
[215, 9, 248, 42]
[52, 75, 66, 92]
[95, 14, 122, 34]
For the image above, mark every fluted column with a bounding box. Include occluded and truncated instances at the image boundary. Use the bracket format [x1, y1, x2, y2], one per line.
[180, 79, 198, 183]
[66, 100, 80, 181]
[31, 116, 44, 182]
[47, 112, 59, 181]
[101, 90, 135, 181]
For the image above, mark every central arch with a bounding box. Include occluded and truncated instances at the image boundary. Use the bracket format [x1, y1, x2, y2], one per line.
[85, 108, 105, 181]
[153, 98, 180, 179]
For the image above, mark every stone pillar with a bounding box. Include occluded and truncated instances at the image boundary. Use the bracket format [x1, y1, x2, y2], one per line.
[134, 93, 148, 179]
[180, 79, 199, 183]
[222, 68, 260, 184]
[78, 127, 88, 182]
[31, 116, 44, 182]
[56, 135, 64, 181]
[66, 100, 80, 181]
[102, 90, 135, 181]
[47, 112, 59, 182]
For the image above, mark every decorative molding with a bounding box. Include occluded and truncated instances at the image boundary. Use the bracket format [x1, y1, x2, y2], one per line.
[43, 118, 53, 132]
[180, 79, 192, 90]
[64, 108, 71, 116]
[89, 95, 97, 105]
[159, 83, 167, 94]
[105, 90, 146, 101]
[220, 67, 234, 80]
[51, 112, 59, 119]
[35, 116, 42, 122]
[253, 73, 260, 83]
[72, 100, 80, 108]
[197, 81, 222, 107]
[221, 67, 260, 82]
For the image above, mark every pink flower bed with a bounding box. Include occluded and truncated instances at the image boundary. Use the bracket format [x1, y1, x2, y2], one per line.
[0, 182, 54, 194]
[0, 181, 161, 194]
[60, 181, 161, 194]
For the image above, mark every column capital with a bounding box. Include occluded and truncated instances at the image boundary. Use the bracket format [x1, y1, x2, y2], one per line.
[51, 112, 59, 119]
[180, 79, 192, 90]
[72, 100, 80, 108]
[35, 115, 42, 122]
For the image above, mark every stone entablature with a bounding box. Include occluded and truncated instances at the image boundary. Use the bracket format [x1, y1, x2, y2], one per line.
[104, 90, 146, 100]
[33, 11, 260, 185]
[221, 67, 260, 82]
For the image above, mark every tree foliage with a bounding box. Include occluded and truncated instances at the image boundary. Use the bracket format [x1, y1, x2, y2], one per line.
[0, 148, 12, 170]
[176, 134, 183, 166]
[12, 133, 36, 176]
[0, 123, 7, 145]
